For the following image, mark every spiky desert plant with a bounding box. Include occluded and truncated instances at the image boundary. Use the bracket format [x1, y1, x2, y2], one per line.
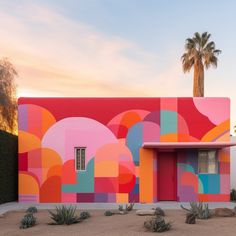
[104, 210, 114, 216]
[125, 202, 135, 211]
[185, 213, 196, 224]
[79, 211, 91, 220]
[48, 205, 80, 225]
[26, 206, 38, 214]
[144, 216, 171, 232]
[154, 207, 165, 216]
[20, 213, 36, 229]
[181, 202, 211, 219]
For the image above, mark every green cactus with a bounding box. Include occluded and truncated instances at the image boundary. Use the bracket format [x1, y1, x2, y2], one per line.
[185, 213, 196, 224]
[79, 211, 91, 220]
[26, 206, 38, 214]
[118, 205, 124, 211]
[20, 213, 36, 229]
[230, 189, 236, 201]
[144, 216, 171, 232]
[104, 210, 114, 216]
[154, 207, 165, 216]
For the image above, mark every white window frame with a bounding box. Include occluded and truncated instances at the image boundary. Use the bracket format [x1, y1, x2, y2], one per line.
[198, 149, 218, 174]
[75, 147, 86, 171]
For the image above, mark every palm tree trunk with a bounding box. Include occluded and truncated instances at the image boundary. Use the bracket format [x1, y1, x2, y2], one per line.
[198, 61, 204, 97]
[193, 60, 204, 97]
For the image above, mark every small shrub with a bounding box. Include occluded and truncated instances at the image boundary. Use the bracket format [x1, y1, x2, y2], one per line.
[185, 213, 196, 224]
[80, 211, 91, 220]
[144, 215, 171, 232]
[154, 207, 165, 216]
[104, 210, 114, 216]
[125, 202, 135, 211]
[230, 189, 236, 201]
[118, 205, 124, 211]
[20, 213, 36, 229]
[26, 206, 38, 214]
[48, 205, 80, 225]
[181, 202, 211, 219]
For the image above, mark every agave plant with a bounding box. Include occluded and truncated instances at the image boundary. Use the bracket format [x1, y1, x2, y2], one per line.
[48, 205, 80, 225]
[20, 213, 36, 229]
[125, 202, 135, 211]
[181, 202, 211, 219]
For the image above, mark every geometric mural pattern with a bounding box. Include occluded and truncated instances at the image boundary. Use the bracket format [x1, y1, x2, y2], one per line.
[18, 97, 230, 202]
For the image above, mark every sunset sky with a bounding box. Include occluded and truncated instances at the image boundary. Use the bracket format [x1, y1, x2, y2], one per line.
[1, 0, 236, 132]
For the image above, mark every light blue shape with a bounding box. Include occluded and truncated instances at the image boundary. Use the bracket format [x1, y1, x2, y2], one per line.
[160, 110, 177, 135]
[126, 122, 143, 165]
[198, 174, 220, 194]
[62, 158, 94, 193]
[198, 178, 204, 193]
[178, 163, 195, 173]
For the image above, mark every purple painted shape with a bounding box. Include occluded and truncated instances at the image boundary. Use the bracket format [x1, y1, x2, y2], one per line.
[94, 193, 108, 202]
[129, 193, 139, 203]
[18, 105, 28, 131]
[108, 193, 116, 202]
[177, 151, 187, 163]
[178, 185, 198, 202]
[143, 111, 160, 125]
[77, 193, 94, 202]
[19, 194, 38, 203]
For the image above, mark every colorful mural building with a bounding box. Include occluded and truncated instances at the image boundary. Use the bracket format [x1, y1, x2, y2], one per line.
[18, 97, 236, 203]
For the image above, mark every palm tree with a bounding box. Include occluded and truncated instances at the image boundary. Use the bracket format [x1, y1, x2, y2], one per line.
[181, 32, 221, 97]
[0, 58, 17, 133]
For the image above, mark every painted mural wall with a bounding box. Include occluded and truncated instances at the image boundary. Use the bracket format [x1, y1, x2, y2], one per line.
[18, 97, 230, 203]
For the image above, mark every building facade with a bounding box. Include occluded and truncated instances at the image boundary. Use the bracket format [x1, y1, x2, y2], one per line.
[18, 97, 232, 203]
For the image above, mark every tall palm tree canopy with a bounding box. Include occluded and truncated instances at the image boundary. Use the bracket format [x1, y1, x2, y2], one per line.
[181, 32, 221, 97]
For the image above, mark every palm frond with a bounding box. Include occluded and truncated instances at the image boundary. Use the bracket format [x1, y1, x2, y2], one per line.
[213, 49, 222, 55]
[182, 53, 194, 73]
[181, 32, 221, 75]
[201, 32, 211, 48]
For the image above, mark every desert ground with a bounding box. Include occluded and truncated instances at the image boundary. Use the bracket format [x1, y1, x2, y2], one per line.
[0, 209, 236, 236]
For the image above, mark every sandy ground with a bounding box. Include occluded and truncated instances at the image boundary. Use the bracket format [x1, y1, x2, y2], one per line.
[0, 209, 236, 236]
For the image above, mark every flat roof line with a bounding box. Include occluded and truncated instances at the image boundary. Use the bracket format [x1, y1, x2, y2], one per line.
[142, 142, 236, 149]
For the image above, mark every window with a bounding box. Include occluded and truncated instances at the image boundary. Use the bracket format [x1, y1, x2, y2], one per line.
[198, 150, 218, 174]
[75, 147, 86, 171]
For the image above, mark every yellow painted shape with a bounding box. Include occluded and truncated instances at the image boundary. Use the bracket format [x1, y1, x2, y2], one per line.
[95, 161, 118, 177]
[201, 120, 230, 142]
[120, 112, 141, 128]
[18, 130, 41, 153]
[41, 148, 62, 168]
[19, 173, 39, 194]
[219, 149, 230, 162]
[47, 165, 62, 179]
[215, 131, 230, 142]
[160, 133, 178, 142]
[139, 148, 154, 203]
[41, 109, 56, 137]
[116, 193, 129, 203]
